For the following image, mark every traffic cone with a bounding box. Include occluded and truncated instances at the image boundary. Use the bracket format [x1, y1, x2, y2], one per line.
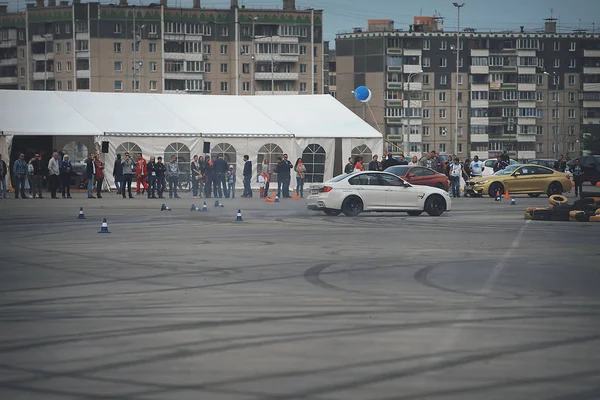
[161, 203, 171, 211]
[495, 189, 501, 202]
[97, 218, 111, 234]
[274, 195, 280, 203]
[235, 209, 243, 221]
[293, 191, 300, 200]
[596, 182, 600, 187]
[214, 199, 220, 207]
[265, 192, 274, 202]
[201, 201, 208, 212]
[77, 207, 86, 219]
[191, 204, 199, 211]
[504, 189, 510, 199]
[510, 197, 516, 205]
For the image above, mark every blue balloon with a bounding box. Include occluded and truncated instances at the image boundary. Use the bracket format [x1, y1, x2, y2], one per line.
[354, 86, 371, 103]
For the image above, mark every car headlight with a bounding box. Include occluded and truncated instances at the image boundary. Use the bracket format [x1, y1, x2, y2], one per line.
[474, 181, 489, 185]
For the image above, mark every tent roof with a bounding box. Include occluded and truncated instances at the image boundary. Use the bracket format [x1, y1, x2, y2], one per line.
[0, 90, 383, 139]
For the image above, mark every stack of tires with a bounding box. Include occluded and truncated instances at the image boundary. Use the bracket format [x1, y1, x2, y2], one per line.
[524, 195, 600, 222]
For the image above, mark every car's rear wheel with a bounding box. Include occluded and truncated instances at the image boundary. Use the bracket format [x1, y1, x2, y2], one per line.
[323, 209, 341, 216]
[488, 182, 504, 198]
[407, 210, 423, 216]
[547, 182, 563, 197]
[341, 196, 363, 217]
[424, 195, 446, 216]
[527, 193, 541, 198]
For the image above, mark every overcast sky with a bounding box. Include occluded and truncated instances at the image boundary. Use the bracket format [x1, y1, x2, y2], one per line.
[5, 0, 599, 43]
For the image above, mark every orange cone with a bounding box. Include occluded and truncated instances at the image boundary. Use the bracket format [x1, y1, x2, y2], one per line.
[293, 191, 300, 200]
[596, 182, 600, 187]
[504, 189, 510, 199]
[265, 192, 274, 202]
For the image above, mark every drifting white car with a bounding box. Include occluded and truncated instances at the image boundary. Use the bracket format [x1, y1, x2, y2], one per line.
[306, 171, 452, 217]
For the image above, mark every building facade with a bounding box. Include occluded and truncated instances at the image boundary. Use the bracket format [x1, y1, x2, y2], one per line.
[0, 0, 326, 96]
[335, 19, 600, 161]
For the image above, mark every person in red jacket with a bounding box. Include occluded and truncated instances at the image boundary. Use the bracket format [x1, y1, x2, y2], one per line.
[135, 153, 148, 195]
[93, 155, 105, 198]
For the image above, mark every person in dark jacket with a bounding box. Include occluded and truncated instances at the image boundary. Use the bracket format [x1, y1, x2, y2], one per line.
[397, 155, 408, 166]
[368, 155, 380, 171]
[85, 153, 96, 198]
[242, 154, 252, 197]
[554, 154, 567, 172]
[344, 157, 354, 174]
[281, 154, 293, 198]
[60, 155, 72, 198]
[0, 153, 7, 199]
[31, 153, 45, 199]
[213, 153, 228, 198]
[113, 154, 123, 194]
[13, 153, 28, 199]
[155, 156, 166, 198]
[203, 155, 213, 198]
[191, 155, 201, 199]
[121, 152, 136, 199]
[147, 156, 157, 199]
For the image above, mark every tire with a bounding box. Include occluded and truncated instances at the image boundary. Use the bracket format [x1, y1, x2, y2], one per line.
[424, 194, 446, 216]
[547, 182, 563, 197]
[341, 196, 363, 217]
[407, 210, 423, 216]
[323, 209, 341, 216]
[527, 193, 541, 198]
[548, 194, 568, 206]
[488, 182, 504, 198]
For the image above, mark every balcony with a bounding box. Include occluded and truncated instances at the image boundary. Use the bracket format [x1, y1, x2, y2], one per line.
[471, 49, 489, 57]
[0, 39, 17, 48]
[32, 34, 53, 42]
[76, 70, 90, 79]
[164, 72, 204, 81]
[408, 133, 422, 143]
[32, 52, 54, 61]
[400, 118, 422, 126]
[163, 89, 204, 94]
[403, 82, 422, 91]
[518, 151, 536, 160]
[254, 72, 299, 81]
[0, 58, 17, 66]
[387, 65, 403, 72]
[75, 32, 89, 41]
[255, 90, 299, 95]
[33, 71, 55, 80]
[385, 99, 402, 107]
[471, 84, 489, 92]
[584, 49, 600, 57]
[165, 33, 204, 41]
[165, 52, 204, 62]
[518, 117, 537, 125]
[471, 65, 489, 74]
[387, 81, 403, 90]
[403, 64, 422, 74]
[583, 101, 600, 108]
[583, 67, 600, 75]
[517, 134, 536, 142]
[517, 50, 536, 57]
[471, 100, 489, 108]
[501, 82, 517, 89]
[518, 83, 536, 91]
[518, 66, 536, 75]
[386, 48, 402, 55]
[403, 100, 422, 109]
[403, 49, 422, 56]
[76, 50, 90, 59]
[255, 35, 299, 45]
[583, 117, 600, 125]
[254, 53, 298, 63]
[471, 117, 489, 126]
[518, 101, 536, 108]
[470, 134, 489, 142]
[583, 83, 600, 91]
[0, 76, 18, 85]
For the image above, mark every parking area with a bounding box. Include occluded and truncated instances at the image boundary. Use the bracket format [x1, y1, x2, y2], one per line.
[0, 190, 599, 400]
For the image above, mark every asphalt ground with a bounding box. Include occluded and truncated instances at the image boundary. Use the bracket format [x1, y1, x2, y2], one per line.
[0, 185, 599, 400]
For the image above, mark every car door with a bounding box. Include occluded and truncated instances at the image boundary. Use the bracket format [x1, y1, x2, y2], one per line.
[380, 173, 420, 210]
[405, 167, 427, 186]
[507, 166, 536, 193]
[348, 173, 387, 209]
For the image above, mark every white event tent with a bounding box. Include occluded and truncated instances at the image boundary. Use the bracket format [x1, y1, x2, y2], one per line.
[0, 90, 383, 188]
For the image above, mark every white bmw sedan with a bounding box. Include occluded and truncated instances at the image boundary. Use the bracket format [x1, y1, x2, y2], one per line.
[307, 171, 452, 217]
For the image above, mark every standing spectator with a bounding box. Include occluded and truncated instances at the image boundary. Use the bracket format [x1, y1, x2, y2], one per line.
[155, 156, 166, 199]
[203, 155, 213, 198]
[60, 155, 72, 199]
[113, 154, 123, 194]
[191, 155, 201, 199]
[295, 158, 306, 198]
[167, 155, 180, 199]
[354, 156, 364, 172]
[275, 157, 285, 198]
[344, 157, 354, 174]
[242, 154, 252, 198]
[47, 151, 60, 199]
[470, 155, 484, 178]
[420, 153, 433, 169]
[121, 152, 136, 199]
[493, 155, 508, 172]
[226, 165, 236, 198]
[368, 155, 380, 171]
[197, 156, 205, 198]
[554, 154, 567, 172]
[462, 158, 472, 181]
[501, 150, 510, 163]
[0, 153, 8, 199]
[135, 153, 148, 195]
[213, 153, 228, 198]
[397, 155, 409, 166]
[211, 156, 219, 198]
[572, 158, 584, 197]
[85, 153, 96, 198]
[147, 156, 157, 199]
[94, 155, 105, 199]
[261, 158, 271, 198]
[282, 154, 293, 198]
[27, 157, 35, 196]
[449, 157, 465, 198]
[408, 156, 419, 166]
[13, 153, 28, 199]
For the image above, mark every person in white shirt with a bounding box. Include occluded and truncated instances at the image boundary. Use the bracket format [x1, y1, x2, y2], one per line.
[449, 158, 466, 198]
[470, 155, 484, 177]
[408, 156, 419, 166]
[47, 152, 61, 199]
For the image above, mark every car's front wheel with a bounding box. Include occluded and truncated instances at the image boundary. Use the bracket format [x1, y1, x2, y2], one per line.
[424, 195, 446, 216]
[488, 182, 504, 198]
[341, 196, 363, 217]
[407, 211, 423, 216]
[323, 209, 341, 216]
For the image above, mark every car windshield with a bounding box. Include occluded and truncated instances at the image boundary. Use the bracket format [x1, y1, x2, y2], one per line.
[385, 166, 410, 176]
[494, 165, 519, 175]
[328, 173, 355, 183]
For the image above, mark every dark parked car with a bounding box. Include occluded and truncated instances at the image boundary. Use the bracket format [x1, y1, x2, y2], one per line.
[528, 159, 557, 169]
[385, 165, 450, 191]
[566, 155, 600, 185]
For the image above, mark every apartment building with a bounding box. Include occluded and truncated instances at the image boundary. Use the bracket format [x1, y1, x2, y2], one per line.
[335, 18, 600, 160]
[0, 0, 326, 95]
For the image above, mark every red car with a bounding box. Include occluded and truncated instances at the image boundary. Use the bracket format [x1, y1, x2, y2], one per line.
[385, 165, 449, 191]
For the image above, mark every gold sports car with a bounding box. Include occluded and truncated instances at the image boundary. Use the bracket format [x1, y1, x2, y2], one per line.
[466, 164, 572, 198]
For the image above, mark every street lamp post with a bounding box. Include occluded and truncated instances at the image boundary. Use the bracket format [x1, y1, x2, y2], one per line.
[250, 16, 258, 95]
[544, 71, 559, 159]
[453, 3, 464, 157]
[132, 10, 145, 93]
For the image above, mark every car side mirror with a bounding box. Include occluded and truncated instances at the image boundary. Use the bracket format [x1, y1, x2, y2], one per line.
[403, 182, 411, 188]
[408, 173, 416, 178]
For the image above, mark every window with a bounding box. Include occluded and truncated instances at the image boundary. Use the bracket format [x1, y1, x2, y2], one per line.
[203, 44, 211, 54]
[536, 74, 543, 85]
[568, 75, 575, 85]
[552, 109, 559, 119]
[114, 61, 122, 72]
[423, 91, 430, 101]
[20, 67, 25, 77]
[423, 39, 430, 50]
[66, 62, 72, 72]
[64, 23, 71, 34]
[55, 43, 61, 53]
[440, 57, 447, 67]
[423, 109, 430, 119]
[220, 45, 228, 55]
[569, 142, 576, 152]
[185, 42, 201, 53]
[503, 108, 517, 117]
[439, 109, 447, 119]
[114, 80, 122, 91]
[150, 80, 157, 91]
[66, 42, 71, 53]
[440, 40, 447, 50]
[186, 61, 202, 72]
[569, 41, 576, 51]
[457, 75, 463, 85]
[472, 56, 489, 66]
[569, 126, 575, 136]
[537, 143, 543, 152]
[569, 59, 576, 69]
[569, 92, 575, 102]
[221, 81, 228, 92]
[220, 63, 228, 73]
[258, 143, 285, 182]
[440, 75, 447, 85]
[243, 82, 250, 92]
[150, 62, 157, 72]
[114, 42, 121, 53]
[205, 63, 211, 72]
[439, 126, 447, 136]
[112, 23, 122, 34]
[439, 143, 446, 152]
[57, 81, 62, 90]
[423, 127, 430, 136]
[240, 44, 250, 54]
[472, 91, 489, 101]
[313, 64, 317, 74]
[302, 144, 326, 183]
[553, 41, 560, 51]
[75, 40, 88, 51]
[220, 26, 229, 37]
[75, 20, 88, 33]
[385, 108, 401, 117]
[300, 45, 307, 55]
[314, 82, 318, 93]
[458, 143, 463, 153]
[423, 74, 430, 85]
[149, 43, 157, 53]
[422, 57, 431, 68]
[300, 64, 307, 73]
[300, 82, 307, 92]
[242, 63, 250, 74]
[536, 126, 543, 135]
[164, 143, 191, 177]
[536, 91, 543, 101]
[569, 109, 575, 119]
[203, 81, 212, 91]
[458, 109, 463, 119]
[439, 92, 446, 102]
[148, 24, 158, 35]
[132, 80, 139, 91]
[67, 80, 72, 90]
[554, 58, 560, 68]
